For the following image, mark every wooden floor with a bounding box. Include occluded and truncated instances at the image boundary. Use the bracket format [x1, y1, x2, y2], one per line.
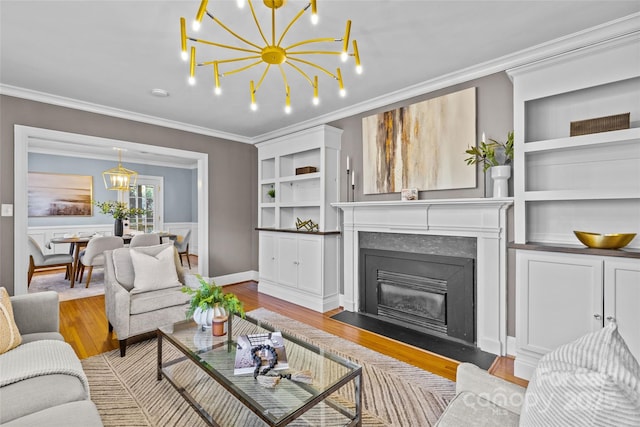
[56, 277, 527, 387]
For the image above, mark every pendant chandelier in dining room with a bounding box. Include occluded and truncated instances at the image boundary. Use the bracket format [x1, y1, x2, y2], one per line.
[180, 0, 362, 113]
[102, 148, 138, 191]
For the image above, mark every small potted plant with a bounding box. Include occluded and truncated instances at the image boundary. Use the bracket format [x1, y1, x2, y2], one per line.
[267, 187, 276, 201]
[182, 275, 245, 336]
[464, 131, 514, 197]
[93, 200, 146, 236]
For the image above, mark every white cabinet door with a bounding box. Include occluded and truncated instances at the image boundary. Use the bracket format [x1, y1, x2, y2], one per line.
[604, 258, 640, 361]
[259, 233, 278, 282]
[277, 235, 299, 288]
[517, 251, 603, 355]
[297, 236, 322, 295]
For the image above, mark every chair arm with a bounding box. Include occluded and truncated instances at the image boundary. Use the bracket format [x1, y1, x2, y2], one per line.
[10, 291, 59, 334]
[455, 363, 526, 415]
[103, 251, 131, 339]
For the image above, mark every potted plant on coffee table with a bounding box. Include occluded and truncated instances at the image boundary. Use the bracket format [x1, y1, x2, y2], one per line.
[182, 275, 245, 336]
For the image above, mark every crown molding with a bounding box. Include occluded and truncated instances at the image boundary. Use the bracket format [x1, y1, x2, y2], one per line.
[250, 12, 640, 143]
[0, 85, 253, 144]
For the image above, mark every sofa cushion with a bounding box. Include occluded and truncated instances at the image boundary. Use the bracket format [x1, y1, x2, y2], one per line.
[130, 245, 182, 293]
[0, 374, 87, 424]
[435, 391, 520, 427]
[112, 243, 183, 291]
[20, 331, 64, 344]
[1, 400, 103, 427]
[520, 322, 640, 426]
[129, 286, 190, 315]
[0, 287, 22, 354]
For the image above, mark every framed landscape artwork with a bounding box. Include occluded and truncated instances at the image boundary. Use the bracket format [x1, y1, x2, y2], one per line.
[28, 172, 93, 217]
[362, 87, 476, 194]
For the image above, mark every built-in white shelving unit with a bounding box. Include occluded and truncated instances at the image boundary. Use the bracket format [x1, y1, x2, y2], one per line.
[508, 32, 640, 380]
[256, 125, 342, 312]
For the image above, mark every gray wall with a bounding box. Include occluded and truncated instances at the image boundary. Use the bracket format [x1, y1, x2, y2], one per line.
[329, 72, 516, 335]
[0, 95, 258, 295]
[28, 153, 196, 225]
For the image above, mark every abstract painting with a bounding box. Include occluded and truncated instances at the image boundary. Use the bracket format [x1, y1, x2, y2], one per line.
[362, 87, 476, 194]
[28, 172, 93, 217]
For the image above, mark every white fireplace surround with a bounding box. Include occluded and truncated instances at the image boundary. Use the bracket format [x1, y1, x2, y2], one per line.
[334, 198, 513, 356]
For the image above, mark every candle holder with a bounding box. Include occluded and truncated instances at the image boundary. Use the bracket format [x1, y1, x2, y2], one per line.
[346, 169, 351, 202]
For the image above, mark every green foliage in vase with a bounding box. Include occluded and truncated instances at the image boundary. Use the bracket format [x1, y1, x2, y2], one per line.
[182, 275, 245, 319]
[267, 188, 276, 199]
[93, 200, 147, 220]
[465, 131, 514, 172]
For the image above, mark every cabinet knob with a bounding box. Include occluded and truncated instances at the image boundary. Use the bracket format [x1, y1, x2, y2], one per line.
[606, 316, 616, 323]
[593, 314, 602, 320]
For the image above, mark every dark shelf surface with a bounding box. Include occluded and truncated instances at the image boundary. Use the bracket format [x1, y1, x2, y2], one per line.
[509, 241, 640, 259]
[331, 311, 496, 370]
[255, 227, 341, 236]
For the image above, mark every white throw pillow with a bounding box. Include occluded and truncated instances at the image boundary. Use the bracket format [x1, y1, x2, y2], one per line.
[520, 322, 640, 426]
[130, 245, 182, 293]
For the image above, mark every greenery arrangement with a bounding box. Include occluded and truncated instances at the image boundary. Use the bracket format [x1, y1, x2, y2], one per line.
[465, 131, 514, 172]
[182, 275, 245, 319]
[93, 200, 146, 220]
[267, 187, 276, 199]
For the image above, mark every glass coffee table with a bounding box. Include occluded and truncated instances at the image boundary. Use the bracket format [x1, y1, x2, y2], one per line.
[157, 315, 362, 426]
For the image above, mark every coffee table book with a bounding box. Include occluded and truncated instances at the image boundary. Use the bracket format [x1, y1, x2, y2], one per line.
[234, 332, 289, 375]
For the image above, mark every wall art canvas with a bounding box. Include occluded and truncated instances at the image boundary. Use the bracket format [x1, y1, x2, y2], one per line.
[28, 172, 93, 217]
[362, 87, 476, 194]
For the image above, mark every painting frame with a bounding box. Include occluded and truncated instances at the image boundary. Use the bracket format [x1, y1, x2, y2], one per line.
[28, 172, 93, 217]
[362, 87, 477, 194]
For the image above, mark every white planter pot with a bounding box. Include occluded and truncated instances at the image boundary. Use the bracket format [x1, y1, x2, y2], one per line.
[193, 305, 228, 329]
[490, 165, 511, 198]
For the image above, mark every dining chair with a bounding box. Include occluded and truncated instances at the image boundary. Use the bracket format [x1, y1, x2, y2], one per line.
[76, 236, 124, 288]
[27, 237, 74, 287]
[174, 230, 192, 269]
[128, 233, 161, 248]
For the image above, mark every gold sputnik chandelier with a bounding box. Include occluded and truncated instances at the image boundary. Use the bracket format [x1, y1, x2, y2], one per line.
[180, 0, 362, 113]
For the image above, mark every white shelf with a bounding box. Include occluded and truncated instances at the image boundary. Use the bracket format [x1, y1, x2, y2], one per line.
[279, 201, 322, 208]
[279, 172, 321, 183]
[523, 190, 640, 201]
[524, 128, 640, 153]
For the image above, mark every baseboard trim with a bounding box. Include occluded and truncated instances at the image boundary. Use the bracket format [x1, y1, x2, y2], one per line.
[214, 270, 259, 286]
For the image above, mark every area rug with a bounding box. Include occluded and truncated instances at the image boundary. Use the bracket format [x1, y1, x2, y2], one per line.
[81, 308, 456, 426]
[29, 270, 105, 301]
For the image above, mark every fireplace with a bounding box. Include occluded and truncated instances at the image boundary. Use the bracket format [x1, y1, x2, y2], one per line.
[361, 248, 475, 344]
[334, 199, 512, 355]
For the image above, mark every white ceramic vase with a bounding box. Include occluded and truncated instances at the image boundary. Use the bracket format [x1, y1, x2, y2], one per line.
[491, 165, 511, 198]
[193, 306, 214, 329]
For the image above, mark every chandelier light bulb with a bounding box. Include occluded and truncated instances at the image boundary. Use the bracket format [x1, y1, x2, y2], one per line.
[285, 105, 292, 114]
[188, 76, 196, 86]
[251, 102, 257, 111]
[341, 51, 348, 62]
[192, 20, 201, 31]
[340, 88, 346, 97]
[311, 13, 318, 25]
[181, 51, 189, 61]
[313, 96, 319, 106]
[310, 0, 318, 24]
[356, 65, 363, 74]
[214, 86, 221, 95]
[237, 0, 245, 8]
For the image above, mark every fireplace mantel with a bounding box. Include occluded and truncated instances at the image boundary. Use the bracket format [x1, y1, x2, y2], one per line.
[333, 198, 513, 355]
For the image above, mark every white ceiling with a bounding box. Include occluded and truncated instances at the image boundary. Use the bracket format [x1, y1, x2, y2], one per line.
[1, 1, 639, 144]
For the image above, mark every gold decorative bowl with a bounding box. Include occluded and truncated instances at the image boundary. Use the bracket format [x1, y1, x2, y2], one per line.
[573, 231, 636, 249]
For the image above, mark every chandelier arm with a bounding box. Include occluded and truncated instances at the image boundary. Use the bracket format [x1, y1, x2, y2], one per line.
[222, 60, 264, 77]
[254, 64, 271, 92]
[287, 57, 337, 79]
[276, 7, 307, 47]
[285, 62, 314, 87]
[277, 64, 289, 92]
[200, 55, 261, 66]
[271, 5, 276, 45]
[206, 11, 262, 50]
[191, 38, 260, 54]
[247, 0, 269, 46]
[288, 51, 343, 56]
[284, 38, 340, 50]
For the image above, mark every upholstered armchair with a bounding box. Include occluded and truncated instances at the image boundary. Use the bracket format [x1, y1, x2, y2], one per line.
[174, 230, 192, 269]
[27, 236, 73, 287]
[103, 242, 193, 356]
[128, 233, 161, 248]
[77, 236, 124, 288]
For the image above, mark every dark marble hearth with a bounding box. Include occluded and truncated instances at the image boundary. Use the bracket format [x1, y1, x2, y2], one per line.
[331, 311, 496, 370]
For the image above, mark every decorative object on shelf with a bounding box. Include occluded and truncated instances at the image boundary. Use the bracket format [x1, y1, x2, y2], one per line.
[401, 188, 418, 201]
[346, 155, 351, 202]
[573, 231, 636, 250]
[28, 173, 93, 217]
[102, 148, 138, 191]
[351, 170, 355, 202]
[182, 275, 245, 336]
[465, 131, 514, 198]
[295, 166, 317, 175]
[267, 186, 275, 200]
[295, 217, 319, 232]
[363, 87, 476, 194]
[93, 200, 146, 237]
[570, 112, 630, 137]
[179, 0, 362, 113]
